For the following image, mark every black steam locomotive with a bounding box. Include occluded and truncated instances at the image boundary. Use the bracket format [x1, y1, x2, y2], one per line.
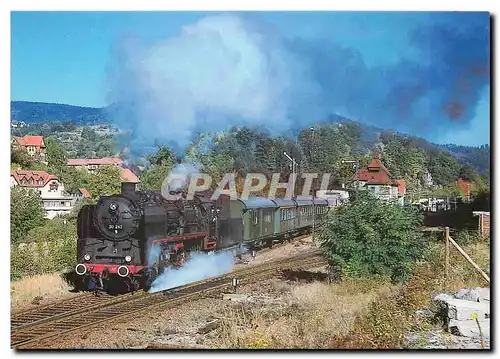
[75, 182, 329, 293]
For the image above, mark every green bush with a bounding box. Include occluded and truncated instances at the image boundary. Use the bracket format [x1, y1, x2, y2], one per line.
[454, 230, 484, 246]
[10, 187, 47, 245]
[11, 218, 77, 281]
[317, 190, 426, 283]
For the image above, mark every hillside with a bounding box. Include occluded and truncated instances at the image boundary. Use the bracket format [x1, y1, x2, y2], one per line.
[10, 101, 490, 176]
[11, 101, 108, 124]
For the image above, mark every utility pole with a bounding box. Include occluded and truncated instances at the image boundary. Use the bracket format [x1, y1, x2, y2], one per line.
[310, 127, 315, 241]
[284, 151, 297, 199]
[341, 160, 359, 190]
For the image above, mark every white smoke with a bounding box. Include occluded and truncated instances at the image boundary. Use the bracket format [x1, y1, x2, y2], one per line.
[147, 242, 162, 267]
[107, 13, 318, 150]
[148, 250, 235, 293]
[161, 162, 201, 199]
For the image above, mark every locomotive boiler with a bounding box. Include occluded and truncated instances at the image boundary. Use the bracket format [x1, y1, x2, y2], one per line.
[75, 182, 220, 292]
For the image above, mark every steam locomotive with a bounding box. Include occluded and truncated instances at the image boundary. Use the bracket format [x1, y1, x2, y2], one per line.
[75, 182, 329, 293]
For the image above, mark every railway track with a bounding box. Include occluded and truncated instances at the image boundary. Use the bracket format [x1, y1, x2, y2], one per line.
[12, 249, 324, 349]
[11, 232, 313, 331]
[11, 292, 139, 330]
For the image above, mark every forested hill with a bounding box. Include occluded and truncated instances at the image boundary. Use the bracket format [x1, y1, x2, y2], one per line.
[11, 101, 108, 124]
[10, 101, 490, 176]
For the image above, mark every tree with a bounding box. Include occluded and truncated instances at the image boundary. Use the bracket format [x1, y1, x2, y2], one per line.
[426, 150, 461, 186]
[140, 164, 173, 190]
[148, 145, 176, 166]
[59, 166, 90, 194]
[10, 187, 47, 244]
[95, 137, 116, 158]
[317, 191, 425, 283]
[45, 136, 67, 169]
[86, 165, 122, 198]
[11, 144, 33, 169]
[25, 217, 76, 243]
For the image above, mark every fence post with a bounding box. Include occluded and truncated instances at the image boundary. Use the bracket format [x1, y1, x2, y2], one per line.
[445, 227, 450, 289]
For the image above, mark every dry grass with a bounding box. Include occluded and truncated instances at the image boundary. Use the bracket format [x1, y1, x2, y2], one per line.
[445, 240, 490, 291]
[10, 272, 76, 311]
[19, 238, 490, 350]
[330, 239, 491, 349]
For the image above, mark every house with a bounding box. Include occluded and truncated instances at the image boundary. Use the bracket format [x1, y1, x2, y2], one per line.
[12, 135, 47, 163]
[119, 168, 140, 191]
[71, 187, 91, 201]
[10, 170, 77, 219]
[120, 168, 139, 183]
[353, 153, 406, 205]
[66, 157, 124, 173]
[316, 189, 349, 207]
[11, 121, 27, 129]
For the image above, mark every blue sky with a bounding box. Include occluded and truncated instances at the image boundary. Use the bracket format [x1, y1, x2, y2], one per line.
[11, 11, 490, 146]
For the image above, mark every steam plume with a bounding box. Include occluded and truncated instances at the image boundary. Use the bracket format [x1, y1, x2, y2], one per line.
[107, 12, 489, 152]
[107, 13, 316, 153]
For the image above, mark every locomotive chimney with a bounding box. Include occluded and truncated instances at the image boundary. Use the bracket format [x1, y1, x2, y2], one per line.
[121, 182, 136, 196]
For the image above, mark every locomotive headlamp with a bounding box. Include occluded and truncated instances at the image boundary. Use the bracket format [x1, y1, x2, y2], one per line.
[84, 253, 91, 261]
[109, 202, 118, 211]
[125, 255, 132, 263]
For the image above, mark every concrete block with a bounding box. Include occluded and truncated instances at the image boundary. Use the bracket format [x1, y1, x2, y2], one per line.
[449, 319, 490, 339]
[445, 299, 489, 320]
[222, 293, 249, 302]
[474, 287, 490, 303]
[455, 287, 490, 303]
[434, 293, 454, 302]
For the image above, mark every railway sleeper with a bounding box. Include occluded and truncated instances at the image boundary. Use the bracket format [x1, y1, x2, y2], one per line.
[11, 335, 34, 341]
[16, 330, 49, 337]
[52, 324, 80, 330]
[14, 315, 48, 320]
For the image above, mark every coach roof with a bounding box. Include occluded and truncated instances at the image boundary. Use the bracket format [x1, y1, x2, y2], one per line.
[294, 196, 329, 206]
[238, 196, 277, 209]
[271, 198, 296, 207]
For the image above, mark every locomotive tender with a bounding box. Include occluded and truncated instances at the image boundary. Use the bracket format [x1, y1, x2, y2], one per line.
[75, 182, 329, 292]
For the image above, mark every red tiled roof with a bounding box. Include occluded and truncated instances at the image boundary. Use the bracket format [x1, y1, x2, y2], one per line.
[11, 170, 57, 188]
[120, 168, 140, 183]
[79, 188, 91, 198]
[14, 135, 45, 147]
[67, 157, 124, 166]
[354, 154, 402, 188]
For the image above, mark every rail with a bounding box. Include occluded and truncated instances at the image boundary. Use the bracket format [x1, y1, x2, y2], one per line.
[12, 250, 324, 349]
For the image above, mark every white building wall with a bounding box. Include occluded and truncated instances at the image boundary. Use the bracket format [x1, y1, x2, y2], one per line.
[10, 177, 75, 219]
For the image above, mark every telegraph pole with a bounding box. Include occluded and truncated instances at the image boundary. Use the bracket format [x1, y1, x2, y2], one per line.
[310, 127, 315, 241]
[284, 151, 297, 199]
[341, 160, 359, 189]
